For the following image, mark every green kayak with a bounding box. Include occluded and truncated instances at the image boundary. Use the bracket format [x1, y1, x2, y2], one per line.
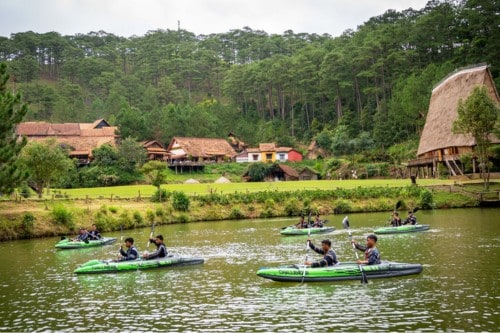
[280, 226, 335, 236]
[55, 237, 117, 249]
[257, 261, 423, 282]
[74, 255, 204, 274]
[374, 224, 430, 235]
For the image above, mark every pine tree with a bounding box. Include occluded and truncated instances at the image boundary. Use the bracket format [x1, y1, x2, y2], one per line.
[0, 63, 29, 194]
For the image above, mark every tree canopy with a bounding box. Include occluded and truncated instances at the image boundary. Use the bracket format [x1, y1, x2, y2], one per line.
[0, 63, 28, 194]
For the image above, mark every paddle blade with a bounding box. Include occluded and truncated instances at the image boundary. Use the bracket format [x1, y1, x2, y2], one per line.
[342, 216, 349, 229]
[412, 207, 420, 213]
[60, 236, 66, 240]
[361, 272, 368, 284]
[395, 200, 402, 211]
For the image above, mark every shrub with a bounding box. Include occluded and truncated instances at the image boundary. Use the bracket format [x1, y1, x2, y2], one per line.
[51, 205, 75, 229]
[229, 206, 245, 219]
[155, 207, 165, 219]
[284, 198, 301, 216]
[333, 199, 352, 214]
[172, 191, 190, 211]
[22, 213, 35, 237]
[18, 183, 32, 199]
[108, 206, 118, 213]
[264, 198, 275, 210]
[151, 188, 170, 202]
[177, 213, 189, 223]
[260, 208, 274, 218]
[419, 189, 434, 209]
[146, 209, 155, 224]
[131, 211, 143, 226]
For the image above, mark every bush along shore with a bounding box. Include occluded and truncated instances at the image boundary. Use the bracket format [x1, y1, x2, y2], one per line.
[0, 185, 478, 241]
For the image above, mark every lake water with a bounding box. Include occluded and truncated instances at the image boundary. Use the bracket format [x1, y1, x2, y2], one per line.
[0, 208, 498, 332]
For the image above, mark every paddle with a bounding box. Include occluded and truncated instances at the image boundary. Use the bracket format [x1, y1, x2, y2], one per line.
[119, 225, 123, 250]
[146, 222, 155, 251]
[342, 216, 368, 284]
[301, 228, 311, 284]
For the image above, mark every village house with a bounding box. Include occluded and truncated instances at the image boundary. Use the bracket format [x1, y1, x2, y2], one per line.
[16, 119, 119, 165]
[242, 163, 299, 182]
[299, 166, 320, 180]
[239, 143, 303, 163]
[166, 137, 236, 165]
[408, 64, 500, 178]
[141, 140, 169, 161]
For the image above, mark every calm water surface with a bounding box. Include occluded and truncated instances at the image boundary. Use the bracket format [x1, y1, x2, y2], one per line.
[0, 208, 498, 332]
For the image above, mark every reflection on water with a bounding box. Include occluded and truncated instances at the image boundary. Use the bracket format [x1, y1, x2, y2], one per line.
[0, 208, 498, 331]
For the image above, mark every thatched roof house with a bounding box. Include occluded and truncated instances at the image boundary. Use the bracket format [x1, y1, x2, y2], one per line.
[16, 119, 118, 164]
[166, 137, 236, 163]
[409, 65, 500, 177]
[142, 140, 169, 161]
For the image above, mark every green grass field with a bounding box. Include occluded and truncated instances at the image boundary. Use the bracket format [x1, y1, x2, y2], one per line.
[50, 179, 455, 199]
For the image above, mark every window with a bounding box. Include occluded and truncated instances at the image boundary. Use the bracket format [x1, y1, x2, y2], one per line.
[252, 154, 259, 161]
[266, 153, 273, 161]
[279, 153, 285, 160]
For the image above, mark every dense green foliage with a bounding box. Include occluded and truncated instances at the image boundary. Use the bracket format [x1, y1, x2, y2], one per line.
[0, 0, 497, 153]
[20, 140, 74, 197]
[453, 86, 499, 189]
[0, 63, 28, 194]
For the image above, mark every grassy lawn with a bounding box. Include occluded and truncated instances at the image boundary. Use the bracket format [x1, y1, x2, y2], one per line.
[47, 178, 455, 199]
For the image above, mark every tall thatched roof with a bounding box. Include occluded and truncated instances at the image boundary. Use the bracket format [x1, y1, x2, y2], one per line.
[167, 137, 236, 159]
[417, 65, 500, 157]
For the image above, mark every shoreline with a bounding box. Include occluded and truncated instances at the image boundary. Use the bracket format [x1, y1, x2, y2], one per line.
[0, 185, 479, 241]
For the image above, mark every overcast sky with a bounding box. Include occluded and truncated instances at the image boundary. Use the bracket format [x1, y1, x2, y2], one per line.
[0, 0, 430, 38]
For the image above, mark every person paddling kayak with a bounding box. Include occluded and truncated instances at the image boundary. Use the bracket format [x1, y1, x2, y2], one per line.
[403, 211, 417, 225]
[88, 224, 102, 240]
[391, 212, 402, 227]
[305, 239, 338, 267]
[119, 237, 139, 261]
[72, 228, 90, 242]
[142, 235, 168, 260]
[351, 234, 381, 265]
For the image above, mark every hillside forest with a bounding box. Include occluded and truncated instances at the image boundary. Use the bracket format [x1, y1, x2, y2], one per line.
[1, 0, 498, 161]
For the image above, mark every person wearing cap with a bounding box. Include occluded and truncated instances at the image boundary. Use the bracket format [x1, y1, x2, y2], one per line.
[118, 237, 139, 261]
[305, 239, 338, 267]
[142, 235, 168, 260]
[88, 224, 102, 240]
[351, 234, 381, 265]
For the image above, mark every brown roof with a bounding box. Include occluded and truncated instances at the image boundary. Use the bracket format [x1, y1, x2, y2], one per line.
[167, 137, 236, 158]
[275, 147, 293, 152]
[277, 164, 299, 178]
[417, 65, 500, 157]
[246, 148, 260, 153]
[259, 143, 276, 151]
[16, 119, 118, 157]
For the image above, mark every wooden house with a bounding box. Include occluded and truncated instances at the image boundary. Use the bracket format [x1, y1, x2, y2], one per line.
[16, 119, 118, 165]
[142, 140, 169, 161]
[299, 167, 320, 180]
[267, 164, 299, 181]
[259, 143, 277, 162]
[242, 163, 299, 181]
[166, 137, 236, 164]
[408, 65, 500, 177]
[238, 142, 303, 163]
